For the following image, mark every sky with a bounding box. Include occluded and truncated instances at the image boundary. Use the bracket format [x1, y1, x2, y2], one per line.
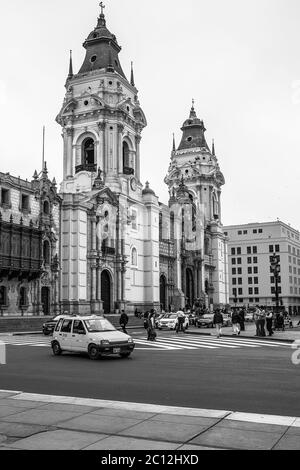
[1, 0, 300, 229]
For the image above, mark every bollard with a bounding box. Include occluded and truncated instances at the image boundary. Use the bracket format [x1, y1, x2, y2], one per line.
[0, 341, 6, 365]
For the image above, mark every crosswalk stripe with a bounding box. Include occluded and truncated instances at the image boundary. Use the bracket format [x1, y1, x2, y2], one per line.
[185, 335, 290, 347]
[178, 337, 259, 348]
[157, 338, 238, 349]
[134, 339, 178, 350]
[153, 338, 218, 350]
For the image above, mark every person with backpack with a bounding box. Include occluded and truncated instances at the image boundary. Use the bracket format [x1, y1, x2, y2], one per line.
[176, 309, 185, 334]
[119, 310, 129, 334]
[213, 309, 223, 338]
[147, 310, 157, 341]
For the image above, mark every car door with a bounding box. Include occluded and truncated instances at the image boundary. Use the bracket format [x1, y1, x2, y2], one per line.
[59, 319, 74, 350]
[71, 320, 88, 352]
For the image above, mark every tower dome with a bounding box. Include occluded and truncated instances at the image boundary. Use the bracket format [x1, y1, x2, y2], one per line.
[178, 102, 210, 151]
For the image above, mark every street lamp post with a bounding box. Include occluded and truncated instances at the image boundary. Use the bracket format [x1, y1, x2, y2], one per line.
[270, 253, 280, 314]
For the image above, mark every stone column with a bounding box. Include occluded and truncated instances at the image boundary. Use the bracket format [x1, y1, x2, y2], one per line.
[117, 124, 124, 174]
[91, 217, 97, 252]
[66, 128, 74, 177]
[63, 130, 68, 180]
[91, 263, 97, 313]
[135, 135, 141, 181]
[97, 122, 106, 171]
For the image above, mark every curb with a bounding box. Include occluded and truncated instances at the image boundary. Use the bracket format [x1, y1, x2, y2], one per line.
[185, 330, 296, 344]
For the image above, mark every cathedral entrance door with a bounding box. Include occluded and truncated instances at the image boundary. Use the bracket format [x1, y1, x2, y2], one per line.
[41, 287, 50, 316]
[101, 270, 111, 314]
[160, 275, 167, 311]
[186, 269, 194, 308]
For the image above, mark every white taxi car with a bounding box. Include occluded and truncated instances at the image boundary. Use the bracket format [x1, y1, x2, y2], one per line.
[157, 313, 189, 331]
[51, 315, 135, 360]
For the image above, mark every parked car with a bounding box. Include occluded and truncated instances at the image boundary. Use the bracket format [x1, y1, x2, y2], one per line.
[42, 315, 65, 336]
[195, 314, 214, 328]
[154, 313, 166, 328]
[157, 313, 189, 331]
[51, 315, 135, 360]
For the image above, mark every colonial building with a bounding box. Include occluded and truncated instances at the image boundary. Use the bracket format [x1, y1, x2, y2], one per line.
[56, 6, 229, 314]
[223, 221, 300, 314]
[0, 167, 61, 316]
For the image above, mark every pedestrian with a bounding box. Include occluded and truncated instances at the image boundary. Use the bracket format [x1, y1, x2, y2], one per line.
[239, 308, 245, 332]
[232, 310, 241, 335]
[254, 306, 261, 336]
[213, 309, 223, 338]
[147, 310, 157, 341]
[258, 308, 266, 337]
[266, 310, 274, 336]
[176, 309, 185, 333]
[119, 310, 129, 334]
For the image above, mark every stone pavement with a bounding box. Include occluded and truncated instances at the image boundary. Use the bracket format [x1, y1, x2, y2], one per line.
[0, 390, 299, 450]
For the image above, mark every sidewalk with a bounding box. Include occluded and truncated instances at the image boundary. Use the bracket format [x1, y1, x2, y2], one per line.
[187, 322, 300, 343]
[0, 390, 299, 450]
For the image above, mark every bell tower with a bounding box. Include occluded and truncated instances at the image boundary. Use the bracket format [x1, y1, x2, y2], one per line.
[56, 4, 147, 195]
[165, 103, 229, 310]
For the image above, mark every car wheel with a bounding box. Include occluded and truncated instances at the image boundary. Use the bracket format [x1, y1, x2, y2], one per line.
[52, 341, 62, 356]
[119, 352, 131, 358]
[88, 344, 100, 360]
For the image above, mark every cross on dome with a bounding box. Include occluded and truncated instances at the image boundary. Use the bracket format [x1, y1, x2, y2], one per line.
[99, 2, 105, 15]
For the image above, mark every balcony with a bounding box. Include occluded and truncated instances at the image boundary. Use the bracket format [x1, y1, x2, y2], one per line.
[75, 163, 97, 174]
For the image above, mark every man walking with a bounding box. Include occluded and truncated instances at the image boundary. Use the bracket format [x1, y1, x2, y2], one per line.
[239, 308, 245, 332]
[266, 310, 274, 336]
[213, 309, 223, 338]
[176, 309, 185, 334]
[119, 310, 129, 335]
[258, 307, 266, 337]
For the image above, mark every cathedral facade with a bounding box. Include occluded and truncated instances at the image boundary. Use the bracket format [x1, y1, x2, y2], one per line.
[57, 7, 229, 315]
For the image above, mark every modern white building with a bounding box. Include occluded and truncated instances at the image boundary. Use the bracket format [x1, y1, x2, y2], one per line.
[223, 220, 300, 314]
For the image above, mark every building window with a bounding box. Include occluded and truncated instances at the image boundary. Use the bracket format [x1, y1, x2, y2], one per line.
[1, 188, 10, 206]
[254, 287, 259, 295]
[249, 288, 253, 295]
[170, 212, 175, 240]
[254, 267, 258, 274]
[232, 258, 236, 265]
[255, 298, 260, 303]
[19, 287, 28, 307]
[83, 138, 95, 166]
[232, 288, 237, 296]
[243, 230, 248, 234]
[247, 257, 252, 264]
[232, 268, 236, 275]
[131, 247, 138, 267]
[258, 229, 263, 233]
[43, 200, 50, 215]
[238, 278, 242, 285]
[248, 267, 252, 274]
[253, 257, 258, 264]
[254, 277, 259, 285]
[43, 240, 50, 265]
[21, 194, 30, 212]
[270, 276, 275, 284]
[248, 278, 253, 285]
[269, 245, 274, 253]
[232, 278, 237, 285]
[237, 268, 242, 275]
[238, 231, 242, 235]
[159, 213, 163, 241]
[237, 247, 241, 255]
[253, 229, 257, 234]
[0, 286, 7, 306]
[237, 258, 242, 265]
[238, 288, 243, 295]
[275, 245, 280, 253]
[247, 247, 251, 254]
[253, 246, 257, 254]
[224, 232, 228, 236]
[231, 248, 236, 255]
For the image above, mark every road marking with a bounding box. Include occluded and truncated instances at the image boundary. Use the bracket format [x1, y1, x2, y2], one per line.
[153, 337, 218, 349]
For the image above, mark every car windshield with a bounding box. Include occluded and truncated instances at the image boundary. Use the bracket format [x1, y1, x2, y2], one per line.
[163, 314, 177, 319]
[84, 318, 116, 333]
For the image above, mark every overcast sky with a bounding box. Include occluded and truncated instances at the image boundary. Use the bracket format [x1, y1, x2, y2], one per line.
[1, 0, 300, 230]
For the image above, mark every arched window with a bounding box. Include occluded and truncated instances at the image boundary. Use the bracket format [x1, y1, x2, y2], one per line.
[123, 141, 134, 175]
[213, 194, 219, 219]
[43, 240, 50, 265]
[131, 248, 138, 267]
[19, 287, 28, 307]
[170, 212, 175, 240]
[43, 200, 50, 215]
[83, 138, 95, 166]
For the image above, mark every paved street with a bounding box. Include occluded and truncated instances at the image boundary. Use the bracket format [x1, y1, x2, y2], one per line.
[0, 330, 298, 417]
